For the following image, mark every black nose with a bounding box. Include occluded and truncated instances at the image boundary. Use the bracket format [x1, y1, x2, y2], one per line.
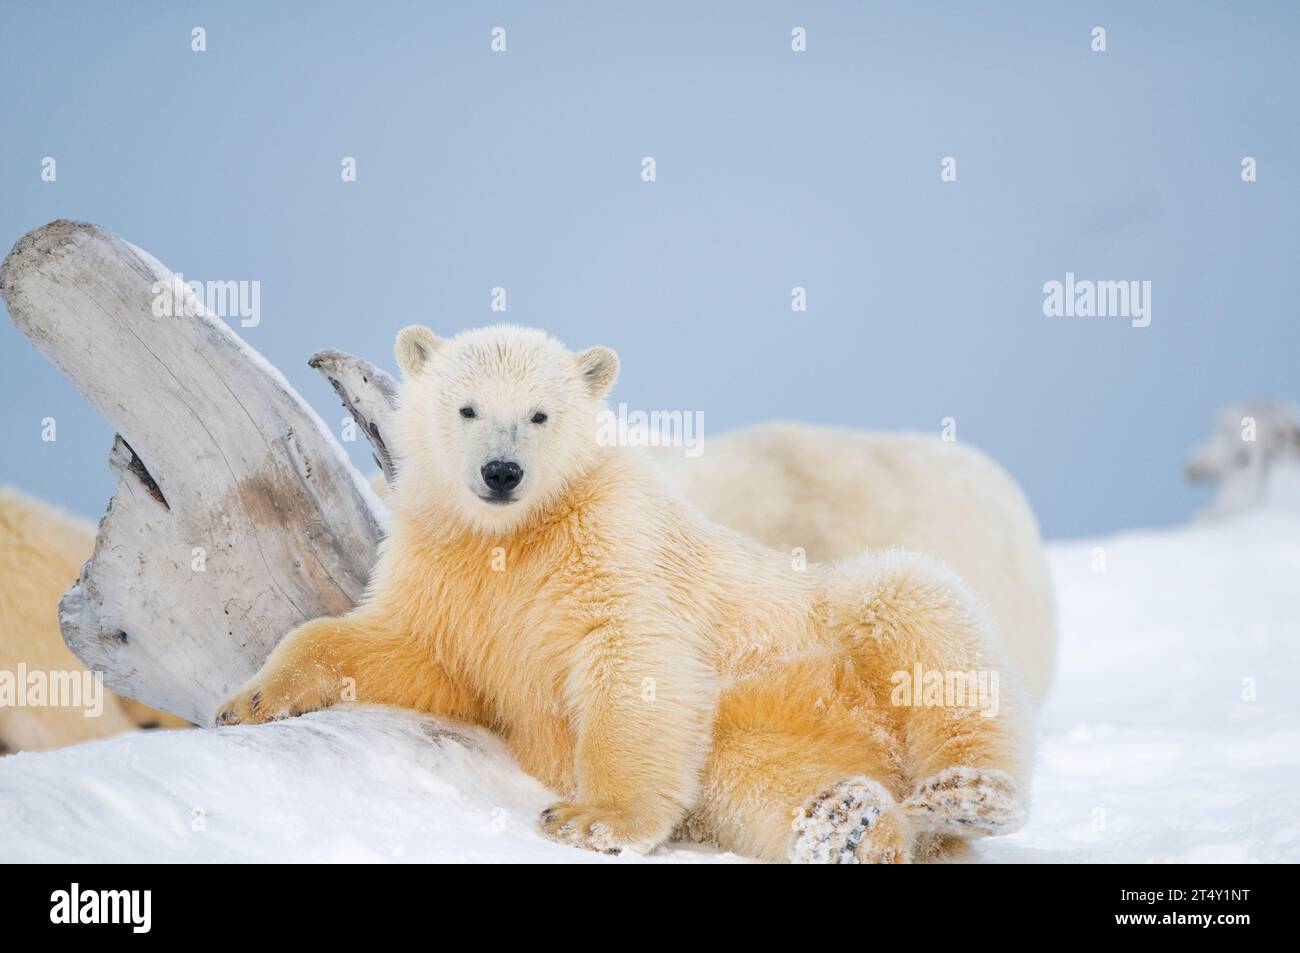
[481, 460, 523, 494]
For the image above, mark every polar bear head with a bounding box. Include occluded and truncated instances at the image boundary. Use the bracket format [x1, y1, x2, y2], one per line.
[391, 324, 619, 534]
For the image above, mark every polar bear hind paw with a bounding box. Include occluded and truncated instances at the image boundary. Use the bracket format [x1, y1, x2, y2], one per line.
[901, 766, 1025, 836]
[789, 777, 912, 864]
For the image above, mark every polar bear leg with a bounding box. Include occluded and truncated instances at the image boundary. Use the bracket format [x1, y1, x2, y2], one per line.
[830, 549, 1032, 837]
[683, 722, 912, 864]
[215, 612, 480, 726]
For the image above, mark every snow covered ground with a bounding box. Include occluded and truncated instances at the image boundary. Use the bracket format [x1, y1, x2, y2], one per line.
[2, 509, 1298, 863]
[984, 508, 1300, 863]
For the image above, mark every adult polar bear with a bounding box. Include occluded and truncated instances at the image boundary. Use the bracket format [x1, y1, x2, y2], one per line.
[654, 426, 1057, 707]
[0, 489, 190, 752]
[219, 325, 1049, 864]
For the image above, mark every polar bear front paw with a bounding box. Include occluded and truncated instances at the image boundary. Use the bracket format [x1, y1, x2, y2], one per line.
[539, 802, 658, 855]
[212, 667, 334, 727]
[789, 777, 912, 864]
[901, 766, 1025, 836]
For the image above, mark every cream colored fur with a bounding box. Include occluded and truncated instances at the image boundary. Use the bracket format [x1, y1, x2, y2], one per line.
[652, 426, 1057, 706]
[220, 325, 1036, 863]
[371, 426, 1057, 705]
[0, 487, 188, 753]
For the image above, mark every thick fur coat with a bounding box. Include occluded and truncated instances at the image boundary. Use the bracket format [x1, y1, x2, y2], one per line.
[0, 488, 187, 752]
[220, 325, 1038, 863]
[654, 425, 1057, 706]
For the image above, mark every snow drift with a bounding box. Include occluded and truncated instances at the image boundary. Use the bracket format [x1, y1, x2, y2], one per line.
[2, 507, 1298, 863]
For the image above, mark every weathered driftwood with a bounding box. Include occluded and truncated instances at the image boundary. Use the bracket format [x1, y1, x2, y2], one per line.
[308, 350, 399, 485]
[0, 221, 385, 724]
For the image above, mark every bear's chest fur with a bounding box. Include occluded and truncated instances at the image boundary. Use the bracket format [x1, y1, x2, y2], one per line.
[404, 515, 620, 789]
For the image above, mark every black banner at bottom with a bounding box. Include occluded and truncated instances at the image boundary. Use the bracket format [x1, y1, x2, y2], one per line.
[5, 862, 1279, 939]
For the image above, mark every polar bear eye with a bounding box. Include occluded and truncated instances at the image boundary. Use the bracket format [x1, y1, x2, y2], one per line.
[531, 412, 547, 425]
[459, 406, 476, 419]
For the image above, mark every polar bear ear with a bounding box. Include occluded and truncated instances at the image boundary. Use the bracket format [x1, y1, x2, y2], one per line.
[576, 346, 619, 397]
[395, 325, 443, 377]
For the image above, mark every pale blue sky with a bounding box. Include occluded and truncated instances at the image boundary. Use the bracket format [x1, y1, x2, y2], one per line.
[2, 1, 1297, 537]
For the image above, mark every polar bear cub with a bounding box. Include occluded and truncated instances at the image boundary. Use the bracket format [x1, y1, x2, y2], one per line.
[218, 325, 1032, 863]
